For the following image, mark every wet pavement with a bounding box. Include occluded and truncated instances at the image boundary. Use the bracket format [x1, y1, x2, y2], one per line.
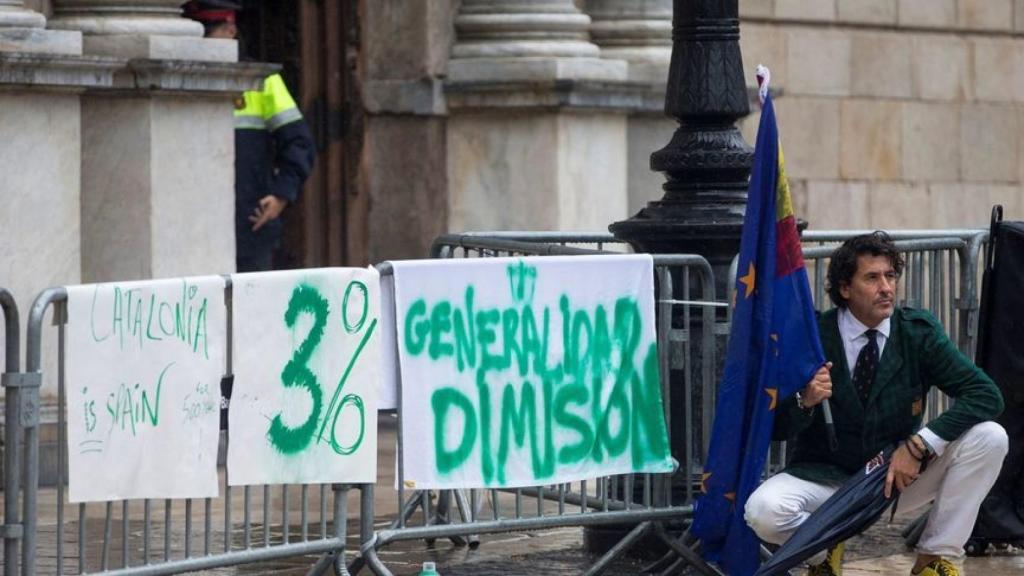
[15, 416, 1024, 574]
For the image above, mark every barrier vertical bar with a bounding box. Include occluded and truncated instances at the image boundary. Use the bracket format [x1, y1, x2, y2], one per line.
[656, 266, 672, 507]
[101, 502, 113, 570]
[302, 485, 309, 542]
[56, 301, 66, 575]
[25, 287, 66, 576]
[244, 487, 252, 548]
[185, 499, 193, 558]
[204, 498, 212, 556]
[123, 501, 130, 567]
[283, 486, 290, 544]
[78, 504, 85, 571]
[223, 275, 234, 555]
[360, 484, 375, 568]
[333, 485, 349, 575]
[1, 288, 20, 576]
[321, 485, 328, 538]
[144, 500, 151, 563]
[264, 485, 271, 547]
[224, 486, 232, 554]
[164, 500, 171, 561]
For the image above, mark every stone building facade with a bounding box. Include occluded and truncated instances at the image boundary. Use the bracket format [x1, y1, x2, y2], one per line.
[362, 0, 1024, 267]
[736, 0, 1024, 231]
[4, 0, 1024, 388]
[1, 0, 266, 411]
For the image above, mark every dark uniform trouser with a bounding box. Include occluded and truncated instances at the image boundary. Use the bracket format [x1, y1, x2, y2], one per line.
[236, 251, 273, 273]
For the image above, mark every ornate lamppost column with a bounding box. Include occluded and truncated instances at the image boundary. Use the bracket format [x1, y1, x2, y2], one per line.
[609, 0, 752, 292]
[604, 0, 752, 537]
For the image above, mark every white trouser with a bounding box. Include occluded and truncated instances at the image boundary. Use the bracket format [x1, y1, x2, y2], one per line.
[744, 421, 1009, 558]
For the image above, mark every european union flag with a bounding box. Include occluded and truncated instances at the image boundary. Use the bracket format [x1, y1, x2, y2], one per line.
[690, 70, 826, 576]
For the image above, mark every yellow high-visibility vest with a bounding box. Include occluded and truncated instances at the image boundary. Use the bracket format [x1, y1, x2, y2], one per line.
[234, 73, 304, 132]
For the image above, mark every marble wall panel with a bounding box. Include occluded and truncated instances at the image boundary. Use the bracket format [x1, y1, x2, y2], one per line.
[840, 99, 902, 180]
[902, 102, 960, 182]
[150, 97, 235, 278]
[960, 104, 1018, 183]
[0, 92, 81, 397]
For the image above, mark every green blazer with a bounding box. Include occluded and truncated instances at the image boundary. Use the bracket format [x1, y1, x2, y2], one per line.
[774, 307, 1004, 484]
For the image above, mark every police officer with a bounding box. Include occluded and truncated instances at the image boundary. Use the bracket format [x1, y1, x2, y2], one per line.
[184, 0, 316, 272]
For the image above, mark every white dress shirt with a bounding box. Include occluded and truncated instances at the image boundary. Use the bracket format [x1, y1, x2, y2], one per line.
[837, 308, 948, 456]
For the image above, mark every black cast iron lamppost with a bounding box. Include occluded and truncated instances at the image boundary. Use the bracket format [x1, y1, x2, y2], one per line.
[610, 0, 753, 293]
[591, 0, 753, 553]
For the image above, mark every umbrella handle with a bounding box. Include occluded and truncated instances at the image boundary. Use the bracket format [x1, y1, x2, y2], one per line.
[821, 399, 839, 451]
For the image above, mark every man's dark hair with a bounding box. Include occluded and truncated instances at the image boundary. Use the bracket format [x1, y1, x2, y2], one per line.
[826, 231, 904, 308]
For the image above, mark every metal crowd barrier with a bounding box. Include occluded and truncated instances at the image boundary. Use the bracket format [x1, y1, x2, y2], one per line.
[4, 228, 992, 575]
[359, 235, 724, 576]
[18, 282, 366, 576]
[1, 288, 24, 576]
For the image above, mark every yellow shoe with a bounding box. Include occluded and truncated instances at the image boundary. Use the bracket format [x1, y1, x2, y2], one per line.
[806, 542, 844, 576]
[912, 558, 959, 576]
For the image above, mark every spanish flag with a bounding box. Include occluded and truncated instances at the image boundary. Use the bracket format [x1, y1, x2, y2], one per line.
[690, 67, 825, 575]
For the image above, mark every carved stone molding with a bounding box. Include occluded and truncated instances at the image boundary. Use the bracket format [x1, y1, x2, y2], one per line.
[452, 0, 599, 60]
[49, 0, 202, 37]
[0, 1, 46, 29]
[587, 0, 671, 81]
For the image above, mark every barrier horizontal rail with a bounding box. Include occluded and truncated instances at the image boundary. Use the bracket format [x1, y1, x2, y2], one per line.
[19, 283, 362, 576]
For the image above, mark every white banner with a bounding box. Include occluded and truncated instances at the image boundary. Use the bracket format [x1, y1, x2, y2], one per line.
[392, 255, 673, 489]
[66, 276, 226, 502]
[228, 268, 380, 485]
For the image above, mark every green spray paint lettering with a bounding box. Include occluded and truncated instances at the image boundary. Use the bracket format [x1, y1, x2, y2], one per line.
[104, 361, 171, 436]
[452, 286, 476, 372]
[270, 281, 372, 457]
[269, 285, 328, 454]
[432, 387, 477, 474]
[408, 262, 671, 484]
[82, 387, 98, 433]
[507, 260, 537, 303]
[317, 281, 375, 456]
[89, 280, 211, 358]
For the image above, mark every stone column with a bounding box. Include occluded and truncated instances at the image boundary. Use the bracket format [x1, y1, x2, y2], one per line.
[0, 0, 82, 53]
[450, 0, 620, 81]
[0, 0, 45, 28]
[50, 0, 199, 35]
[446, 0, 634, 233]
[586, 0, 674, 215]
[49, 0, 235, 60]
[45, 0, 253, 284]
[0, 1, 118, 486]
[587, 0, 671, 81]
[78, 61, 271, 283]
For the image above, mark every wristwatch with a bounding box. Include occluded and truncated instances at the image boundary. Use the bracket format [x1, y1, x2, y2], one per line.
[795, 391, 814, 413]
[911, 434, 934, 459]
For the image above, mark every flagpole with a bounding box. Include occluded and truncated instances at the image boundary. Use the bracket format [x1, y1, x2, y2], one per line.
[821, 395, 839, 451]
[755, 66, 838, 455]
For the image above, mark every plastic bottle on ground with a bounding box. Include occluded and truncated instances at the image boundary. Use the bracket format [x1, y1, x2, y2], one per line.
[418, 561, 439, 575]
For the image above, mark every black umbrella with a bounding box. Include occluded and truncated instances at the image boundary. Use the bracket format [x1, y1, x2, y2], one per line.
[754, 447, 904, 576]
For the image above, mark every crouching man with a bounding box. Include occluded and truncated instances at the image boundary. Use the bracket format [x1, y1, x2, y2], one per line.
[745, 232, 1007, 576]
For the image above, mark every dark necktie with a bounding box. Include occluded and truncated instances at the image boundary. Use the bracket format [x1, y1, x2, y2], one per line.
[853, 329, 879, 405]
